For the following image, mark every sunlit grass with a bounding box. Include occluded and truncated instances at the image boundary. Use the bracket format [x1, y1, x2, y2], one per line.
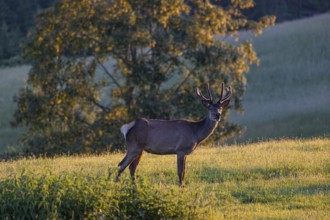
[1, 138, 329, 218]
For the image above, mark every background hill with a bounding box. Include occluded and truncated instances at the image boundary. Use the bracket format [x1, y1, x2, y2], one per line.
[0, 65, 27, 153]
[0, 13, 330, 153]
[230, 13, 330, 142]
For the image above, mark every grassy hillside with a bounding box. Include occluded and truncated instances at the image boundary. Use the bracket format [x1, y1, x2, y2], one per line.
[231, 13, 330, 141]
[0, 139, 329, 218]
[0, 65, 29, 153]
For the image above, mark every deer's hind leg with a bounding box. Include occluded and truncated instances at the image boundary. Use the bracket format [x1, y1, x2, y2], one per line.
[129, 152, 143, 182]
[118, 155, 127, 168]
[116, 147, 143, 182]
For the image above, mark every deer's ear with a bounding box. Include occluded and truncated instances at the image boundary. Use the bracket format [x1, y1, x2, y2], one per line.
[221, 99, 230, 108]
[201, 100, 211, 109]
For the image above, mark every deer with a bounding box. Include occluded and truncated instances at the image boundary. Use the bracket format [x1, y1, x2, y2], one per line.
[116, 83, 232, 187]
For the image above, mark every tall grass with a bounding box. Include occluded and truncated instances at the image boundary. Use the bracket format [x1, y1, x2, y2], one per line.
[1, 138, 329, 219]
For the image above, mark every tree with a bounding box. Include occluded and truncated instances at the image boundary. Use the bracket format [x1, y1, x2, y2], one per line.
[12, 0, 275, 155]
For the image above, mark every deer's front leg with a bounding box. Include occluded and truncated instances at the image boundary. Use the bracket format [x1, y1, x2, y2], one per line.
[177, 153, 187, 187]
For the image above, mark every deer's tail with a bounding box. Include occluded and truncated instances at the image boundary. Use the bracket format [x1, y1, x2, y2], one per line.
[120, 120, 136, 139]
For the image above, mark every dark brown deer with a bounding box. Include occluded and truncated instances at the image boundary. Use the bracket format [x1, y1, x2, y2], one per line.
[116, 83, 232, 186]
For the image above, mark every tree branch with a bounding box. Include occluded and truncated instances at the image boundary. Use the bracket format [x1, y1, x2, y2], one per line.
[173, 70, 194, 95]
[95, 57, 123, 94]
[89, 98, 111, 113]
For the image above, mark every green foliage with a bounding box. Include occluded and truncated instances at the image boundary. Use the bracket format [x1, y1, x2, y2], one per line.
[0, 173, 202, 219]
[12, 0, 275, 154]
[0, 21, 22, 64]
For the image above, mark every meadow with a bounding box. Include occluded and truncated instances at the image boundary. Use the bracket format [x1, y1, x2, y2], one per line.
[0, 13, 330, 219]
[0, 138, 329, 219]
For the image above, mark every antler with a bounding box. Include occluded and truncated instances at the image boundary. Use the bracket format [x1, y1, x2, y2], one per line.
[196, 84, 213, 102]
[197, 82, 231, 104]
[206, 84, 213, 101]
[219, 82, 224, 101]
[217, 82, 232, 104]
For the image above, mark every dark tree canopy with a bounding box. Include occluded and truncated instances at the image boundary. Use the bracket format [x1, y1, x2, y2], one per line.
[0, 0, 56, 63]
[12, 0, 275, 155]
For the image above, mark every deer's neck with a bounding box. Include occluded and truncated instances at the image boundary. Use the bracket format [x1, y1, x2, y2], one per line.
[195, 117, 218, 143]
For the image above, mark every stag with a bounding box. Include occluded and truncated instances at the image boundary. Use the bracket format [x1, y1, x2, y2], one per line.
[116, 83, 232, 186]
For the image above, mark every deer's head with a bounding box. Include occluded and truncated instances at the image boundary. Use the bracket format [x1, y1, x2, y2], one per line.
[196, 83, 232, 122]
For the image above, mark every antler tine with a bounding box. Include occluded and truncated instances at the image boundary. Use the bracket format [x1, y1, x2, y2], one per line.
[217, 82, 224, 104]
[206, 84, 213, 101]
[220, 82, 224, 100]
[221, 86, 232, 103]
[196, 88, 211, 101]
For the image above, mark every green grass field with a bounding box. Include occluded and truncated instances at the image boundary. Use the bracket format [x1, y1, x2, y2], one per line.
[0, 138, 329, 219]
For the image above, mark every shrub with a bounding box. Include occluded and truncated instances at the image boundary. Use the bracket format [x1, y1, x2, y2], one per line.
[0, 173, 202, 219]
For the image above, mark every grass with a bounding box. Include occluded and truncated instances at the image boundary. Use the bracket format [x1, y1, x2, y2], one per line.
[1, 138, 329, 219]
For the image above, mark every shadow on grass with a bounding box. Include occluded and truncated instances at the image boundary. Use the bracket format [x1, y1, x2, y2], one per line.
[231, 183, 329, 204]
[197, 166, 329, 206]
[198, 165, 305, 183]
